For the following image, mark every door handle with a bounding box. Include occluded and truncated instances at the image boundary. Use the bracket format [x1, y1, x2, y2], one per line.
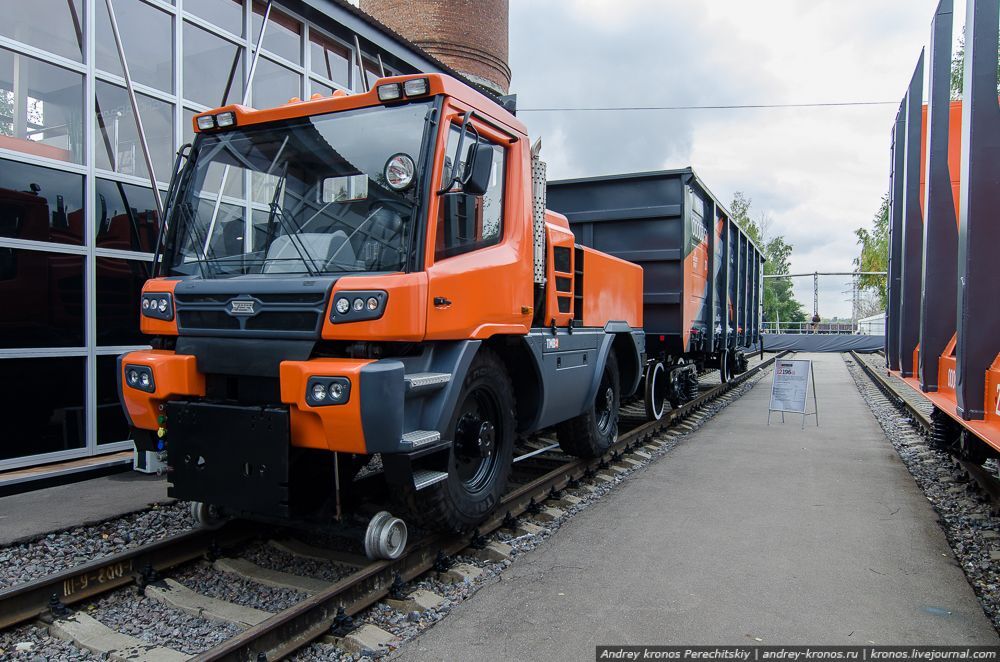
[433, 296, 452, 307]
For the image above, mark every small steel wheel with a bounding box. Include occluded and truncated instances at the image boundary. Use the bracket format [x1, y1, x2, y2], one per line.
[364, 511, 408, 560]
[644, 361, 667, 421]
[190, 501, 226, 529]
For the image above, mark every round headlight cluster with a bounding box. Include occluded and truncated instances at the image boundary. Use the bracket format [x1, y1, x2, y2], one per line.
[307, 378, 349, 405]
[384, 153, 415, 191]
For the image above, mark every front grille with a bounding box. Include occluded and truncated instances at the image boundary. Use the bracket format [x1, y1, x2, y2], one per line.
[179, 311, 240, 330]
[245, 311, 319, 331]
[173, 286, 329, 339]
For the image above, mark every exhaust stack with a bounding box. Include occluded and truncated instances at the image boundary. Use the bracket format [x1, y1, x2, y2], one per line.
[531, 138, 546, 285]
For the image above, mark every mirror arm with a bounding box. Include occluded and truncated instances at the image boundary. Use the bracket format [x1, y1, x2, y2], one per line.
[436, 111, 477, 195]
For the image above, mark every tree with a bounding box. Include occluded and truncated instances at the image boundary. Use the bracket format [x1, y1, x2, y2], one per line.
[729, 192, 806, 328]
[853, 194, 889, 310]
[949, 29, 1000, 99]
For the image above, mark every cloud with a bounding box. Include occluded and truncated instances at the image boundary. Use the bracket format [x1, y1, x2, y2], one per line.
[510, 0, 941, 317]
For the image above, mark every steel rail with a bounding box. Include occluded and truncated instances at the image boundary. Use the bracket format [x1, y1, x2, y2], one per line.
[0, 523, 254, 630]
[195, 351, 787, 661]
[848, 350, 1000, 511]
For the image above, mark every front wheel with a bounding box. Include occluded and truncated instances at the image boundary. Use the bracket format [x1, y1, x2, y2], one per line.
[557, 351, 620, 457]
[400, 349, 515, 533]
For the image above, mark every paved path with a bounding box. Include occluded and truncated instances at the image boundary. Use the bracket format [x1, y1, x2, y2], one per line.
[401, 353, 998, 661]
[0, 473, 168, 544]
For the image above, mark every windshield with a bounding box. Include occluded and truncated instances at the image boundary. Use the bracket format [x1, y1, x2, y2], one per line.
[163, 102, 433, 278]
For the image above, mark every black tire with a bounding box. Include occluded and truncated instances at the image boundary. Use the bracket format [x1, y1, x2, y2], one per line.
[557, 351, 620, 457]
[644, 361, 667, 421]
[399, 349, 515, 533]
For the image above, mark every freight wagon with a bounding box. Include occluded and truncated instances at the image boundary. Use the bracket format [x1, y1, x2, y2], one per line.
[886, 0, 1000, 465]
[546, 169, 764, 420]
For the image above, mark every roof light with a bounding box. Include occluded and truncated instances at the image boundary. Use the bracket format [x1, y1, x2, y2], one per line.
[215, 111, 236, 128]
[196, 115, 215, 130]
[377, 83, 402, 102]
[403, 78, 429, 97]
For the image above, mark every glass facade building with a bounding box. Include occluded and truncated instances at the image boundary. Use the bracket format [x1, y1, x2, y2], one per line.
[0, 0, 444, 470]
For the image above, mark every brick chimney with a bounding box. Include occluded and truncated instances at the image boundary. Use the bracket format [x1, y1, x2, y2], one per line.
[360, 0, 511, 95]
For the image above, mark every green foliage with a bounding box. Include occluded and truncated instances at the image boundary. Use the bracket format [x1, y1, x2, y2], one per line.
[729, 192, 806, 326]
[949, 30, 1000, 99]
[853, 194, 889, 310]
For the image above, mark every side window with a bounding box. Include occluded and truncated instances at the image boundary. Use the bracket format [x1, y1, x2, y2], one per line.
[435, 126, 505, 261]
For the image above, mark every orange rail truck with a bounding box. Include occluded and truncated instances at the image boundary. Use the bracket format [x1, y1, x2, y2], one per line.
[117, 73, 645, 555]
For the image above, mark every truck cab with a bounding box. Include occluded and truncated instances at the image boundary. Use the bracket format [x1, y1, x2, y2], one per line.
[118, 73, 644, 542]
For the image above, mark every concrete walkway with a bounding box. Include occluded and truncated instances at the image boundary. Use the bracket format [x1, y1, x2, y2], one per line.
[402, 353, 998, 660]
[0, 472, 169, 545]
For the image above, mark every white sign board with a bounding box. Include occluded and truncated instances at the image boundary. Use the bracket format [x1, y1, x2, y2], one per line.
[769, 359, 812, 413]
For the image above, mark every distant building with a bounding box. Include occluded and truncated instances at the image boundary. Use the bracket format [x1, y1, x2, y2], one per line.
[857, 313, 886, 336]
[0, 0, 478, 471]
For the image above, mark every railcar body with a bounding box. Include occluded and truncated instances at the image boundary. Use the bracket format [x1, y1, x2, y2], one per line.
[886, 0, 1000, 465]
[546, 169, 764, 391]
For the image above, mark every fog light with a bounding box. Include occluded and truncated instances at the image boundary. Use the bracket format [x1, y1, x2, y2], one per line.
[311, 383, 327, 401]
[196, 115, 215, 130]
[336, 298, 350, 314]
[403, 78, 429, 97]
[377, 83, 402, 102]
[366, 297, 379, 311]
[353, 298, 364, 312]
[330, 382, 344, 400]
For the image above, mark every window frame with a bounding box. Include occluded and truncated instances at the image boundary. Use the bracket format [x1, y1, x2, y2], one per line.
[433, 124, 507, 262]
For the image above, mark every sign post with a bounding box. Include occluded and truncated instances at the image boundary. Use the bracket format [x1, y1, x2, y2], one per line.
[768, 358, 819, 429]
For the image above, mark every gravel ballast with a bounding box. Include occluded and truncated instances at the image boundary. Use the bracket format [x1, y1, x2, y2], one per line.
[0, 623, 96, 661]
[0, 502, 194, 590]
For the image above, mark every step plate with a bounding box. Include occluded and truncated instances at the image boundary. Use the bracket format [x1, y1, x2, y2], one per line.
[404, 372, 452, 391]
[401, 430, 441, 448]
[413, 469, 449, 490]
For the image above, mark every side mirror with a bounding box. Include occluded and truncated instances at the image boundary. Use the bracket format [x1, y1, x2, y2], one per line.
[462, 143, 494, 196]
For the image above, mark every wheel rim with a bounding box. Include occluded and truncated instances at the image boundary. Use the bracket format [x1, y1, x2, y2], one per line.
[453, 386, 503, 493]
[596, 369, 616, 434]
[651, 365, 667, 415]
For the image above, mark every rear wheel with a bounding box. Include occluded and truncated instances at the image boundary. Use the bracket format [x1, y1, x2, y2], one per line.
[557, 351, 620, 457]
[400, 349, 515, 533]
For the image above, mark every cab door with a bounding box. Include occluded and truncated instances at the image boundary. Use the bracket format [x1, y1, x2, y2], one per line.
[423, 111, 532, 340]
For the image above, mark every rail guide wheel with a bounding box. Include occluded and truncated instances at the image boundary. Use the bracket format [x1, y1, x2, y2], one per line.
[364, 511, 408, 560]
[644, 361, 667, 421]
[190, 501, 226, 530]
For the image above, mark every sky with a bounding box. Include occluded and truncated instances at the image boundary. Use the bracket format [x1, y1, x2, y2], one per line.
[508, 0, 957, 319]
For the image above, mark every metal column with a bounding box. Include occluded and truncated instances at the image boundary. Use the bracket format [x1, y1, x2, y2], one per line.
[898, 52, 925, 377]
[956, 0, 1000, 419]
[919, 0, 959, 392]
[886, 101, 906, 370]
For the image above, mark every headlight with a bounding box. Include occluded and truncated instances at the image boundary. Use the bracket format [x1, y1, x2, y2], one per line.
[402, 78, 429, 97]
[329, 290, 388, 324]
[124, 364, 155, 393]
[384, 153, 415, 191]
[306, 377, 350, 406]
[141, 292, 173, 321]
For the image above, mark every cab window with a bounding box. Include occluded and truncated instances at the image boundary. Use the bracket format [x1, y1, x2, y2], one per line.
[435, 126, 505, 261]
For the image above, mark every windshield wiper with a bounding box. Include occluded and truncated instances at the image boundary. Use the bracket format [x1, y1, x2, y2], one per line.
[262, 166, 321, 277]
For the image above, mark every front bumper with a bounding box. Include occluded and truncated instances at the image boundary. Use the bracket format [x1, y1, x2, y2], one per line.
[118, 350, 406, 455]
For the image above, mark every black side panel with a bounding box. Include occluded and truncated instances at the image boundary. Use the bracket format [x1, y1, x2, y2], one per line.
[899, 52, 925, 377]
[166, 402, 290, 518]
[359, 360, 405, 453]
[919, 0, 958, 392]
[175, 337, 315, 377]
[522, 328, 603, 431]
[886, 101, 906, 370]
[956, 0, 1000, 419]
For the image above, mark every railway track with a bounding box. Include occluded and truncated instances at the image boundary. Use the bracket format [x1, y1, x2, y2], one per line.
[1, 351, 784, 660]
[848, 350, 1000, 511]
